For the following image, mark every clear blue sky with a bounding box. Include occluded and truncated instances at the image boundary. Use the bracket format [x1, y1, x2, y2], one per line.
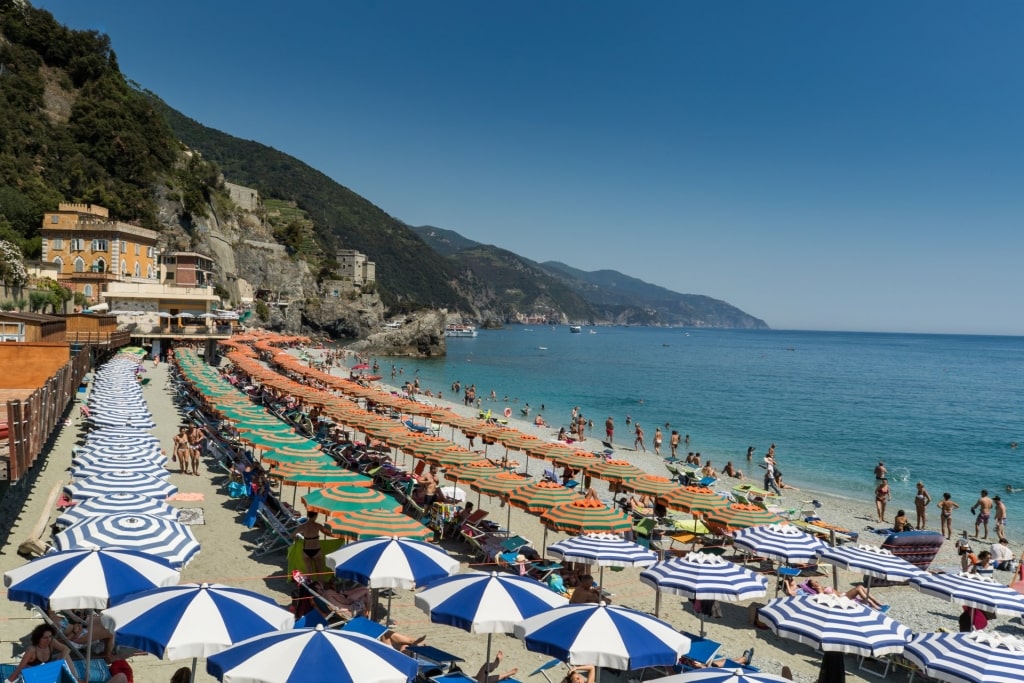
[37, 1, 1024, 335]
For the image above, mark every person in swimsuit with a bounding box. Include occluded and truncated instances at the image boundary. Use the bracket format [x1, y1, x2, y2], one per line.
[914, 481, 932, 530]
[173, 428, 191, 475]
[6, 624, 81, 683]
[633, 424, 646, 453]
[994, 495, 1008, 539]
[971, 489, 994, 540]
[294, 510, 328, 576]
[937, 492, 959, 539]
[653, 428, 663, 455]
[187, 425, 204, 476]
[874, 478, 891, 523]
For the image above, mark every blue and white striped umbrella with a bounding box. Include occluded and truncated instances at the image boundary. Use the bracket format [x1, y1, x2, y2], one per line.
[514, 602, 692, 670]
[64, 471, 178, 500]
[820, 544, 927, 582]
[75, 443, 165, 464]
[3, 547, 179, 610]
[731, 524, 826, 564]
[549, 533, 657, 585]
[56, 493, 179, 528]
[415, 570, 568, 668]
[910, 572, 1024, 616]
[757, 593, 911, 656]
[325, 537, 459, 589]
[72, 461, 170, 480]
[54, 513, 200, 569]
[639, 552, 767, 637]
[84, 427, 160, 449]
[206, 624, 419, 683]
[90, 412, 156, 429]
[646, 668, 793, 683]
[101, 583, 294, 659]
[903, 630, 1024, 683]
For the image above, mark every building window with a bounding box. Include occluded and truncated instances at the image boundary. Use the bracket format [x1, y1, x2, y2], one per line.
[52, 238, 64, 250]
[120, 260, 127, 276]
[166, 271, 175, 280]
[73, 257, 85, 273]
[135, 243, 140, 256]
[147, 246, 155, 258]
[134, 262, 141, 277]
[83, 284, 93, 297]
[51, 215, 59, 224]
[70, 238, 85, 251]
[147, 264, 154, 279]
[53, 256, 64, 270]
[92, 258, 106, 273]
[92, 239, 108, 252]
[121, 241, 128, 252]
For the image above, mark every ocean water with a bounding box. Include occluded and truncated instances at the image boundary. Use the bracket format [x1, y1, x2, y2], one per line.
[374, 327, 1023, 539]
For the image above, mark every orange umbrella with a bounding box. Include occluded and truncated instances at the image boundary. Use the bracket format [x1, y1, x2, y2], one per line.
[659, 486, 730, 515]
[621, 475, 679, 497]
[586, 459, 646, 484]
[508, 481, 580, 515]
[705, 503, 784, 533]
[540, 498, 632, 535]
[324, 509, 432, 541]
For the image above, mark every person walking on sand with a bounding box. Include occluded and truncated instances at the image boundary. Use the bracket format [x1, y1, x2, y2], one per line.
[605, 416, 614, 444]
[937, 492, 959, 539]
[670, 430, 681, 458]
[653, 428, 663, 456]
[972, 489, 994, 539]
[634, 424, 646, 452]
[915, 481, 933, 530]
[875, 478, 891, 523]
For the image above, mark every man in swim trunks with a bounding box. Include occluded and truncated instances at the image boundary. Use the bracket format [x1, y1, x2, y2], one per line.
[993, 495, 1008, 539]
[971, 489, 994, 540]
[605, 416, 614, 444]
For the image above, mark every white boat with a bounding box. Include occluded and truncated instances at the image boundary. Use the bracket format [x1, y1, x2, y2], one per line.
[569, 325, 582, 333]
[445, 324, 478, 338]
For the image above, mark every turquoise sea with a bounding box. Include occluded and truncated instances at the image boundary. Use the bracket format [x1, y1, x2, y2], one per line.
[373, 327, 1023, 541]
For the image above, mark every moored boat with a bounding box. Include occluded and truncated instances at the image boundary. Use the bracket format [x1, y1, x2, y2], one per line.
[445, 324, 478, 338]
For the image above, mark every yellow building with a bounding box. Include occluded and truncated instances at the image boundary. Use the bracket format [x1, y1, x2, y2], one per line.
[40, 203, 160, 303]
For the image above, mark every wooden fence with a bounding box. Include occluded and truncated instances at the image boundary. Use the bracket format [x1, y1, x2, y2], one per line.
[5, 351, 91, 481]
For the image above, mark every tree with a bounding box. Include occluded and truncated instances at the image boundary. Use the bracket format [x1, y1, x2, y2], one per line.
[0, 239, 28, 287]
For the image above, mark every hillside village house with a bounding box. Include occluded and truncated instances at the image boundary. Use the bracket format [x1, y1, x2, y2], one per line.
[40, 203, 160, 304]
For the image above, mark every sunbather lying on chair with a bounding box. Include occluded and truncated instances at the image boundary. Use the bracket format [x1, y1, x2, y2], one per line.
[49, 610, 116, 661]
[805, 580, 887, 611]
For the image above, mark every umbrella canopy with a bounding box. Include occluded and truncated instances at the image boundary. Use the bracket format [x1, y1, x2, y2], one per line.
[540, 498, 632, 535]
[705, 504, 784, 532]
[514, 602, 691, 670]
[509, 481, 580, 514]
[903, 630, 1024, 683]
[910, 572, 1024, 616]
[548, 533, 658, 574]
[54, 513, 201, 569]
[56, 493, 179, 528]
[659, 487, 730, 515]
[72, 461, 170, 480]
[639, 552, 768, 601]
[75, 443, 165, 463]
[731, 524, 826, 564]
[585, 459, 647, 484]
[3, 547, 180, 610]
[301, 486, 399, 516]
[83, 427, 161, 449]
[325, 536, 459, 589]
[647, 669, 793, 683]
[207, 624, 419, 683]
[757, 593, 911, 657]
[621, 475, 679, 497]
[470, 472, 531, 499]
[64, 471, 178, 501]
[819, 544, 927, 582]
[100, 583, 294, 659]
[324, 509, 432, 542]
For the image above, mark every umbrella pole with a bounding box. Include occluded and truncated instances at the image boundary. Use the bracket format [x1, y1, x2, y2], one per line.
[699, 611, 706, 639]
[190, 657, 197, 683]
[84, 622, 94, 683]
[542, 526, 548, 556]
[654, 590, 661, 618]
[485, 633, 493, 681]
[506, 498, 512, 533]
[386, 590, 395, 626]
[865, 575, 872, 596]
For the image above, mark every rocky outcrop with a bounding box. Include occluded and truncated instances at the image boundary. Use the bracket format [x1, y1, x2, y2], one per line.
[348, 310, 447, 357]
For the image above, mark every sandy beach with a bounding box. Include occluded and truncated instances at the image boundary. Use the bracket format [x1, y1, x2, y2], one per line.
[1, 347, 1019, 683]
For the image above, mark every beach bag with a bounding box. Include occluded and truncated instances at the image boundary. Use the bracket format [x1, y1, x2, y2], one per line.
[227, 481, 247, 498]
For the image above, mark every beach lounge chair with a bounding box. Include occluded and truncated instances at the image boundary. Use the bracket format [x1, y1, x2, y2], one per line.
[253, 503, 296, 556]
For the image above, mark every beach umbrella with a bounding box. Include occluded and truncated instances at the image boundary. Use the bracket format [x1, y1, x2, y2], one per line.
[659, 487, 730, 515]
[902, 630, 1024, 683]
[89, 412, 156, 429]
[54, 513, 201, 569]
[64, 471, 178, 500]
[470, 471, 531, 527]
[302, 485, 399, 516]
[324, 509, 432, 541]
[56, 493, 178, 528]
[206, 623, 419, 683]
[909, 572, 1024, 617]
[586, 459, 647, 484]
[446, 460, 502, 484]
[326, 536, 459, 623]
[423, 448, 480, 469]
[731, 524, 826, 565]
[645, 670, 793, 683]
[757, 593, 911, 657]
[621, 475, 679, 497]
[549, 533, 657, 587]
[101, 582, 294, 683]
[415, 570, 568, 670]
[541, 498, 632, 535]
[639, 552, 767, 634]
[72, 461, 170, 480]
[705, 504, 784, 532]
[819, 544, 927, 590]
[75, 442, 164, 462]
[514, 602, 692, 670]
[84, 427, 161, 448]
[508, 480, 580, 515]
[3, 547, 180, 610]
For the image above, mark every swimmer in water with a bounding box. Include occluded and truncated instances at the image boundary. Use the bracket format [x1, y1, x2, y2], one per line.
[1007, 485, 1023, 494]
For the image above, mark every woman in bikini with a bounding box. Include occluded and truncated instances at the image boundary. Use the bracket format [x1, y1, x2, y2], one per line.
[6, 624, 80, 683]
[173, 428, 191, 475]
[874, 478, 891, 523]
[294, 511, 327, 575]
[937, 492, 959, 539]
[914, 481, 932, 530]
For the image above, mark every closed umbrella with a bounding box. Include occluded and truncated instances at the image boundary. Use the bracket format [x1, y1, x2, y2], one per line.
[102, 582, 294, 683]
[903, 630, 1024, 683]
[514, 602, 691, 671]
[206, 624, 419, 683]
[54, 513, 201, 569]
[415, 571, 568, 670]
[639, 552, 767, 634]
